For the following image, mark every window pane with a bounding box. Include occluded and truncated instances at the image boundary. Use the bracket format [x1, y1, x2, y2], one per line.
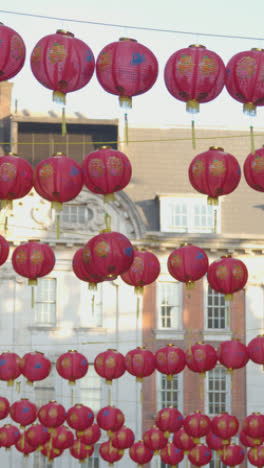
[35, 278, 56, 325]
[62, 205, 87, 224]
[207, 367, 229, 416]
[158, 282, 180, 329]
[159, 375, 179, 409]
[207, 286, 227, 329]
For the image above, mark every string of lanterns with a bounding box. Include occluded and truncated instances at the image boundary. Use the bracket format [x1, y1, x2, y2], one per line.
[0, 339, 263, 389]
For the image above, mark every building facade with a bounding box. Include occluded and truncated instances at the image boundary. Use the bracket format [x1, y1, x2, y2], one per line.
[0, 81, 263, 467]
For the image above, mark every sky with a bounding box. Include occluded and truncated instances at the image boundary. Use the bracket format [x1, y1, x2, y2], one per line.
[1, 0, 264, 129]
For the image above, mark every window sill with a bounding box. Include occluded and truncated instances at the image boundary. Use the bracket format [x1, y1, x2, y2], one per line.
[28, 325, 58, 332]
[202, 329, 232, 341]
[153, 328, 185, 340]
[73, 327, 107, 333]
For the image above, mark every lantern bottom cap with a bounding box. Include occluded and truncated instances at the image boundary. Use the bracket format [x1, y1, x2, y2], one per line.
[207, 196, 219, 205]
[104, 193, 115, 203]
[1, 199, 13, 210]
[119, 95, 132, 109]
[53, 90, 66, 105]
[186, 99, 199, 114]
[243, 102, 256, 116]
[224, 293, 233, 301]
[186, 281, 195, 290]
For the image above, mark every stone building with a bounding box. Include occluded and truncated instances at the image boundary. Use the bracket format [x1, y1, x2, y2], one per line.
[0, 81, 263, 468]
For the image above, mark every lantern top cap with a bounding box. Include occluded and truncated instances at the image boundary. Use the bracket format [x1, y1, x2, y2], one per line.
[251, 47, 264, 51]
[56, 29, 74, 38]
[119, 37, 137, 42]
[167, 343, 175, 347]
[108, 348, 117, 351]
[68, 349, 77, 352]
[33, 351, 44, 355]
[53, 152, 66, 157]
[220, 255, 232, 258]
[99, 145, 112, 150]
[7, 152, 18, 156]
[209, 146, 224, 151]
[189, 44, 206, 49]
[180, 242, 190, 247]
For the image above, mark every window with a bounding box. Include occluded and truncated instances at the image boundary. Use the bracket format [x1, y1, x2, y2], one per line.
[80, 365, 101, 413]
[158, 374, 180, 409]
[35, 278, 57, 326]
[34, 366, 55, 407]
[207, 285, 228, 329]
[80, 284, 103, 328]
[157, 282, 181, 329]
[207, 366, 231, 416]
[159, 196, 220, 233]
[34, 450, 53, 468]
[61, 204, 91, 225]
[210, 451, 226, 468]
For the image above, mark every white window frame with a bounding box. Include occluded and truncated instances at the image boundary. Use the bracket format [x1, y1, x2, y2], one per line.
[34, 277, 57, 327]
[205, 365, 231, 417]
[61, 203, 91, 226]
[157, 280, 183, 331]
[159, 194, 221, 233]
[204, 281, 230, 332]
[80, 364, 102, 413]
[156, 371, 184, 413]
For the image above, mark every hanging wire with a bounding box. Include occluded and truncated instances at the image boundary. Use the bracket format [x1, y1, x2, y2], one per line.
[1, 9, 264, 41]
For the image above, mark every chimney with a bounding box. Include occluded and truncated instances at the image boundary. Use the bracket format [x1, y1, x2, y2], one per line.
[0, 82, 13, 155]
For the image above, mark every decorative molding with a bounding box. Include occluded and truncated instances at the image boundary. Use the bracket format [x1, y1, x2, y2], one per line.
[202, 330, 233, 342]
[153, 328, 185, 341]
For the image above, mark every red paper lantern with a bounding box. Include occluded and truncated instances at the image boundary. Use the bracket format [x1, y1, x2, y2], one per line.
[0, 24, 25, 81]
[160, 443, 184, 468]
[0, 397, 9, 420]
[129, 440, 154, 466]
[15, 433, 36, 456]
[189, 147, 241, 204]
[225, 49, 264, 116]
[168, 245, 208, 289]
[155, 407, 184, 436]
[20, 351, 51, 384]
[41, 442, 63, 461]
[70, 439, 94, 461]
[94, 349, 126, 384]
[143, 426, 167, 453]
[184, 411, 211, 443]
[66, 404, 94, 432]
[240, 430, 264, 448]
[164, 45, 225, 113]
[211, 413, 239, 443]
[100, 440, 123, 464]
[82, 146, 132, 202]
[25, 423, 50, 449]
[173, 427, 196, 453]
[248, 335, 264, 364]
[0, 351, 21, 386]
[0, 153, 33, 210]
[96, 38, 158, 109]
[0, 235, 9, 266]
[207, 256, 248, 301]
[77, 423, 101, 448]
[12, 241, 55, 285]
[155, 344, 185, 381]
[82, 231, 134, 281]
[34, 152, 83, 210]
[185, 343, 217, 375]
[244, 147, 264, 192]
[121, 249, 160, 293]
[72, 248, 102, 288]
[125, 347, 155, 382]
[52, 425, 74, 450]
[56, 350, 88, 384]
[243, 413, 264, 441]
[10, 399, 37, 428]
[220, 443, 245, 467]
[0, 424, 21, 447]
[248, 446, 264, 467]
[96, 406, 124, 435]
[188, 444, 212, 466]
[206, 431, 229, 451]
[112, 426, 135, 454]
[31, 30, 95, 103]
[217, 339, 249, 372]
[38, 401, 66, 429]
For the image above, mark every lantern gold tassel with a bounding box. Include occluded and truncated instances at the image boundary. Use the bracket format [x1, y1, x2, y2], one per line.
[136, 296, 140, 320]
[191, 120, 196, 149]
[250, 125, 255, 154]
[216, 452, 220, 468]
[124, 112, 129, 145]
[62, 107, 67, 136]
[168, 442, 171, 456]
[108, 387, 111, 405]
[31, 286, 34, 309]
[91, 294, 95, 316]
[56, 214, 60, 239]
[16, 381, 21, 393]
[200, 373, 205, 399]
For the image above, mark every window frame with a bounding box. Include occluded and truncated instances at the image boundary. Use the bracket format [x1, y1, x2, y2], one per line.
[34, 277, 58, 327]
[159, 194, 221, 234]
[61, 203, 91, 226]
[204, 281, 230, 332]
[156, 280, 183, 330]
[205, 365, 231, 417]
[156, 371, 184, 413]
